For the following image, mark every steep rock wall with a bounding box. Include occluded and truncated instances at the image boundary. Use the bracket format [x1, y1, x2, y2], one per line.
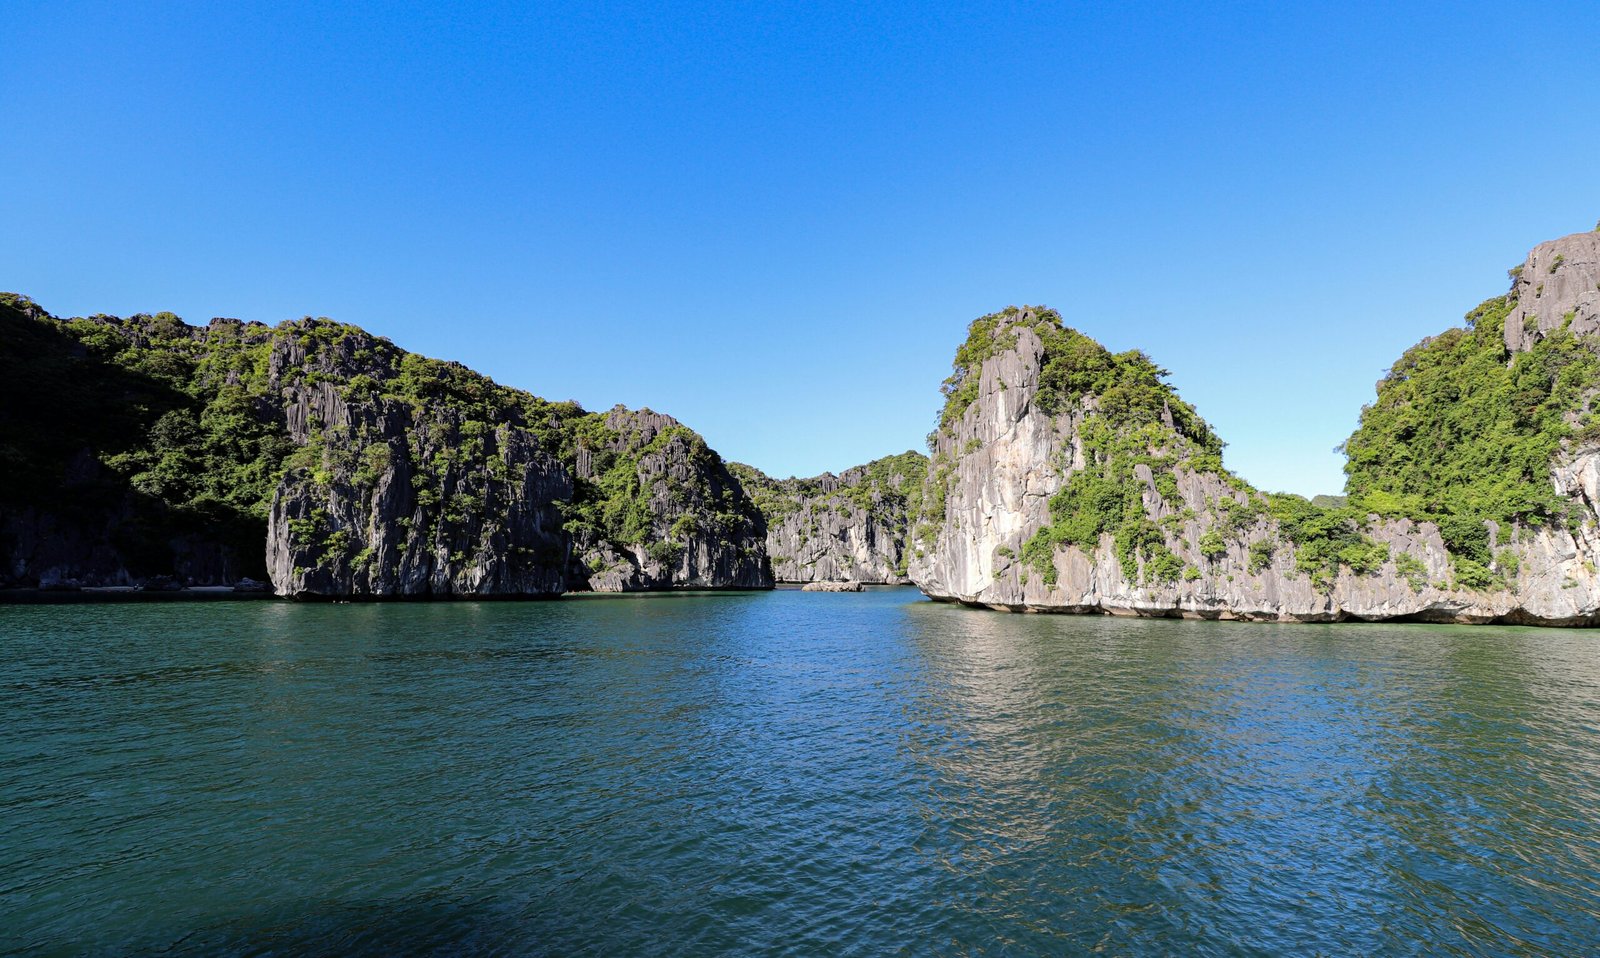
[0, 299, 286, 589]
[733, 453, 927, 583]
[1505, 231, 1600, 352]
[265, 330, 572, 598]
[911, 279, 1600, 625]
[565, 408, 771, 591]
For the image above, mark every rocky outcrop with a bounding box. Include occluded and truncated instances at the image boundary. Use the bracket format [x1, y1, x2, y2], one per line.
[266, 334, 772, 598]
[910, 235, 1600, 625]
[732, 452, 926, 584]
[1504, 231, 1600, 352]
[264, 327, 574, 598]
[563, 408, 770, 592]
[802, 580, 863, 592]
[0, 299, 772, 598]
[1, 300, 282, 590]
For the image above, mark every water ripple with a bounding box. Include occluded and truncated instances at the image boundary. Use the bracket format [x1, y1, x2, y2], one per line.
[3, 594, 1600, 955]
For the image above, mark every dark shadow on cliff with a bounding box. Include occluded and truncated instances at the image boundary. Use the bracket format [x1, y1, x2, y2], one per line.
[0, 300, 269, 585]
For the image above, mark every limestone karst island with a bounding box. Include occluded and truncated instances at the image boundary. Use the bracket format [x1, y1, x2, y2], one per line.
[6, 228, 1600, 624]
[10, 4, 1600, 955]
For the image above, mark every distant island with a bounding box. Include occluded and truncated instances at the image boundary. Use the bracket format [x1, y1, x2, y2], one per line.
[5, 224, 1600, 624]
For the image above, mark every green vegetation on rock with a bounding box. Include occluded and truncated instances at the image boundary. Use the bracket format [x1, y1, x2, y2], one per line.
[937, 306, 1219, 450]
[565, 411, 758, 556]
[1264, 493, 1388, 590]
[733, 452, 928, 580]
[927, 304, 1389, 592]
[1, 295, 764, 589]
[1342, 295, 1600, 561]
[949, 307, 1226, 586]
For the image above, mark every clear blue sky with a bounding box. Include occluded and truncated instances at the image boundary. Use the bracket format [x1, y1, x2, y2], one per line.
[5, 1, 1598, 494]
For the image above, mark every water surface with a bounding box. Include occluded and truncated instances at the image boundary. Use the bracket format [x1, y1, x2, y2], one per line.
[4, 589, 1600, 955]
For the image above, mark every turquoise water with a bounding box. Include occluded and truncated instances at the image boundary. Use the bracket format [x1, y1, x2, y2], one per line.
[4, 588, 1600, 956]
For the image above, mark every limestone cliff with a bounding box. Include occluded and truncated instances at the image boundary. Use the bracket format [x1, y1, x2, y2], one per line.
[1, 299, 289, 589]
[0, 300, 772, 597]
[911, 228, 1600, 624]
[264, 323, 574, 597]
[563, 408, 771, 592]
[731, 452, 927, 583]
[1504, 230, 1600, 352]
[264, 331, 773, 598]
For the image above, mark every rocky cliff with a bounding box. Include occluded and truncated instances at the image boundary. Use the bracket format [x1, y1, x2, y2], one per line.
[910, 228, 1600, 624]
[263, 322, 575, 597]
[0, 298, 772, 597]
[731, 452, 927, 583]
[563, 407, 771, 591]
[1504, 230, 1600, 352]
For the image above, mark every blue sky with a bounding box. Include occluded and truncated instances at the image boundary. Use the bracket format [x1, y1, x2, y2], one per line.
[4, 1, 1598, 494]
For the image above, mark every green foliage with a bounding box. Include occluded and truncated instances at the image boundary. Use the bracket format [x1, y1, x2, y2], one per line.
[1267, 494, 1389, 591]
[1452, 556, 1496, 591]
[1198, 528, 1227, 561]
[1021, 431, 1188, 586]
[935, 306, 1220, 455]
[563, 416, 658, 547]
[1214, 495, 1262, 535]
[645, 539, 683, 567]
[915, 453, 954, 545]
[1247, 539, 1275, 574]
[934, 306, 1246, 588]
[1141, 544, 1184, 584]
[1343, 295, 1600, 554]
[1393, 552, 1428, 592]
[566, 413, 760, 557]
[2, 295, 768, 585]
[1495, 548, 1520, 581]
[0, 301, 297, 577]
[937, 309, 1020, 428]
[352, 442, 393, 487]
[734, 452, 929, 580]
[668, 514, 698, 541]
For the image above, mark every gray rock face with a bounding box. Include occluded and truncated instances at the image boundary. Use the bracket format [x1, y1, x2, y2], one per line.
[564, 408, 771, 592]
[802, 580, 863, 592]
[1505, 231, 1600, 352]
[0, 302, 285, 590]
[732, 453, 927, 584]
[2, 504, 246, 591]
[265, 332, 573, 598]
[265, 328, 573, 597]
[0, 298, 773, 598]
[910, 300, 1600, 625]
[265, 335, 772, 598]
